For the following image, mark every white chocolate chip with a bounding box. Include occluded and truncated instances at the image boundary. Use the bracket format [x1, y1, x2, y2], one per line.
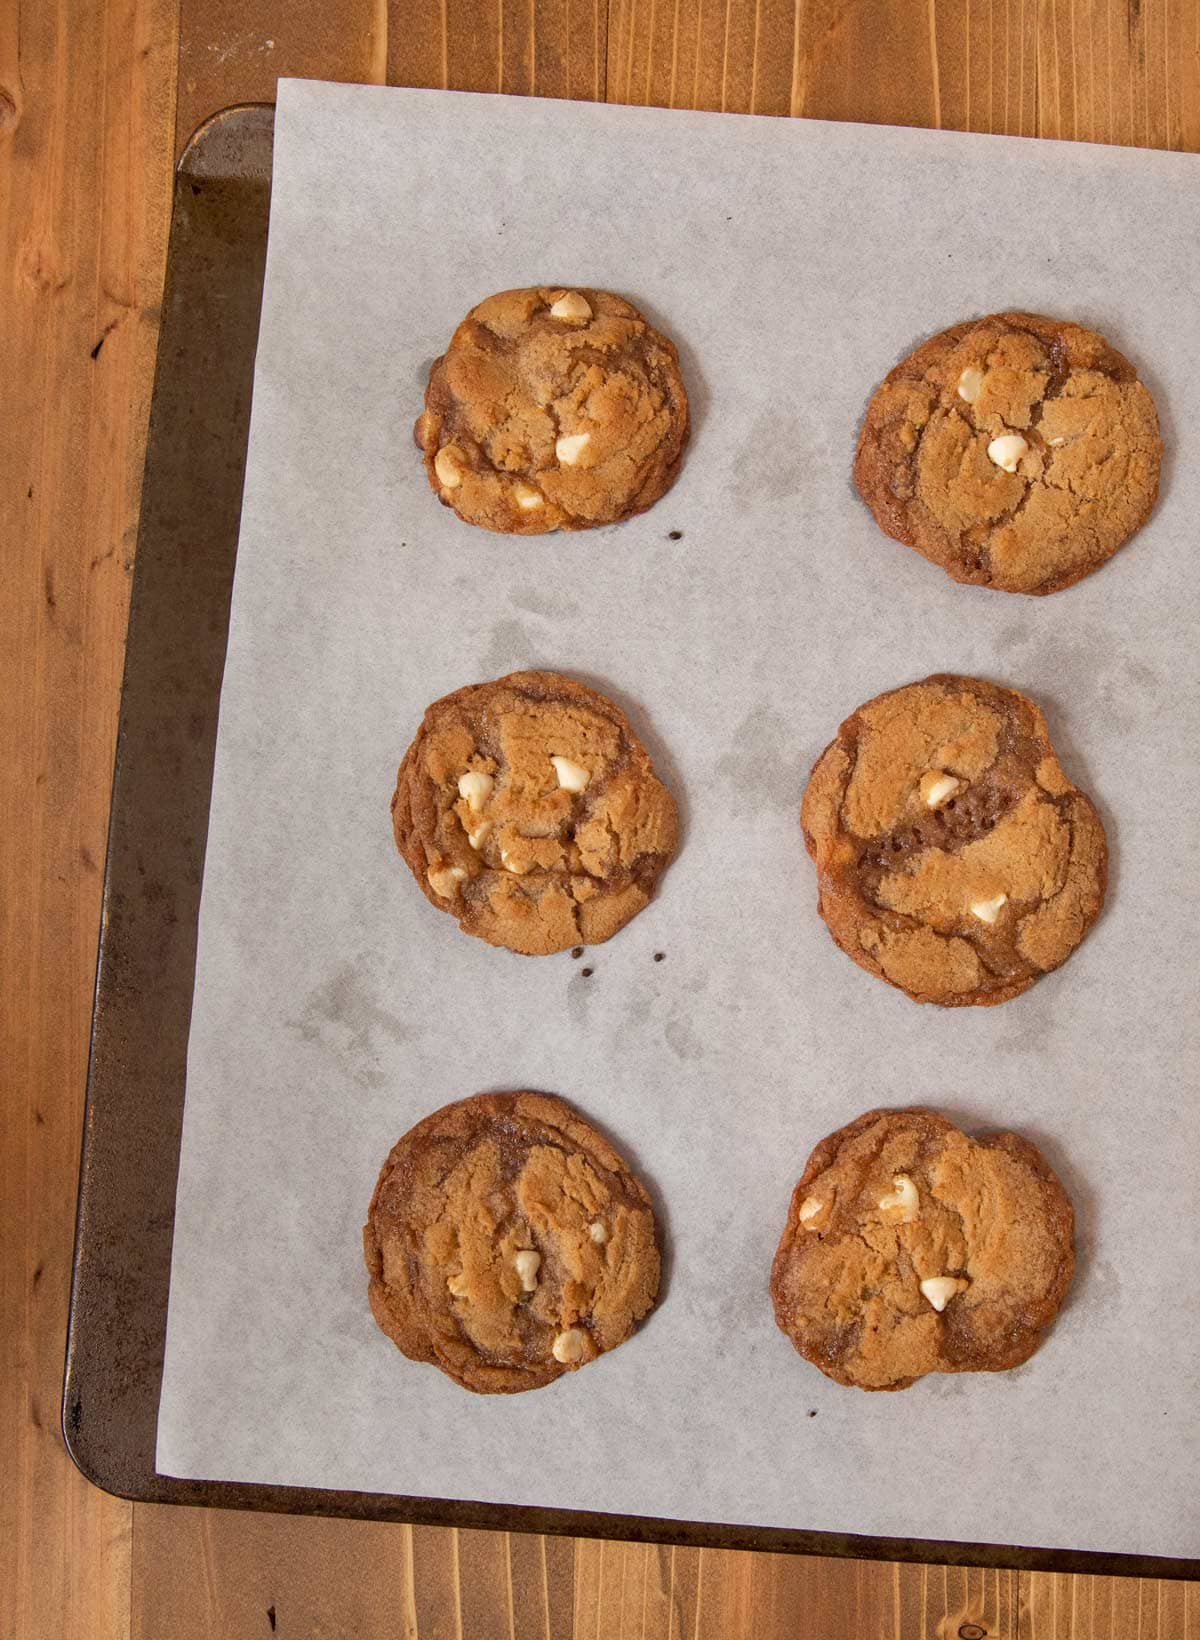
[514, 1250, 541, 1292]
[514, 483, 544, 510]
[957, 365, 985, 404]
[428, 864, 467, 899]
[499, 848, 530, 875]
[878, 1174, 919, 1224]
[551, 1327, 588, 1364]
[457, 770, 494, 811]
[987, 434, 1029, 473]
[549, 291, 592, 322]
[970, 893, 1007, 925]
[466, 819, 493, 850]
[555, 432, 591, 466]
[920, 1275, 968, 1313]
[434, 446, 464, 489]
[588, 1220, 607, 1245]
[798, 1195, 825, 1228]
[550, 755, 590, 794]
[920, 771, 961, 809]
[1048, 436, 1066, 447]
[447, 1273, 470, 1298]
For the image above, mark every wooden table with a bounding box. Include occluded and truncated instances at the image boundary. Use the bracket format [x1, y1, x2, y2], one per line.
[3, 2, 1198, 1634]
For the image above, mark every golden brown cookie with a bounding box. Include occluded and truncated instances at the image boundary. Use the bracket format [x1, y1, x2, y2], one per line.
[801, 675, 1107, 1006]
[392, 670, 679, 956]
[854, 312, 1161, 594]
[415, 286, 689, 534]
[771, 1108, 1075, 1391]
[363, 1091, 661, 1394]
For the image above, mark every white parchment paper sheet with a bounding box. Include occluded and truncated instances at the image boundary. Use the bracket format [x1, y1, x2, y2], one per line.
[156, 79, 1200, 1558]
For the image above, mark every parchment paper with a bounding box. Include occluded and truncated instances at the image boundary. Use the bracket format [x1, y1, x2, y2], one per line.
[156, 78, 1200, 1558]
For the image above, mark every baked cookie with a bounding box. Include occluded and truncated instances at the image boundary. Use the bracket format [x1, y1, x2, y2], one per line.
[363, 1091, 661, 1394]
[415, 286, 689, 534]
[393, 670, 679, 956]
[801, 675, 1107, 1006]
[854, 312, 1161, 594]
[771, 1108, 1075, 1391]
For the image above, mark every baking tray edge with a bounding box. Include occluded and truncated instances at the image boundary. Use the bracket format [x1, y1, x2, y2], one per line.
[60, 98, 1198, 1581]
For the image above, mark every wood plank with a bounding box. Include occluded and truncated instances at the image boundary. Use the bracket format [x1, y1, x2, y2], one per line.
[410, 1525, 470, 1639]
[131, 1508, 416, 1638]
[388, 0, 607, 100]
[606, 0, 1039, 132]
[175, 0, 383, 158]
[127, 1514, 1200, 1640]
[505, 1532, 545, 1640]
[1038, 0, 1200, 149]
[540, 1541, 1024, 1639]
[543, 1531, 579, 1637]
[571, 1536, 604, 1638]
[1021, 1569, 1200, 1639]
[604, 0, 1200, 150]
[457, 1527, 517, 1640]
[590, 1539, 641, 1638]
[0, 1, 179, 1638]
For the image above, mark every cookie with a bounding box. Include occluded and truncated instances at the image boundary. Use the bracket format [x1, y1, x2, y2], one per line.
[801, 675, 1107, 1006]
[854, 312, 1161, 594]
[363, 1091, 661, 1394]
[415, 287, 689, 534]
[771, 1108, 1075, 1391]
[393, 670, 679, 956]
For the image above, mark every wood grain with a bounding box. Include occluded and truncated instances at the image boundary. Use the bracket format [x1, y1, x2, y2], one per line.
[123, 1516, 1200, 1638]
[1021, 1572, 1199, 1639]
[1036, 0, 1200, 151]
[1, 2, 178, 1638]
[131, 1510, 414, 1638]
[607, 0, 1041, 127]
[175, 0, 383, 158]
[385, 0, 608, 101]
[129, 1515, 1033, 1638]
[6, 0, 1200, 1636]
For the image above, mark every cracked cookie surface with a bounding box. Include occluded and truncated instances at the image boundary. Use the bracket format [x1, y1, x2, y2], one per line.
[771, 1108, 1075, 1391]
[363, 1091, 661, 1394]
[392, 670, 679, 955]
[416, 286, 690, 534]
[801, 675, 1107, 1006]
[854, 312, 1161, 594]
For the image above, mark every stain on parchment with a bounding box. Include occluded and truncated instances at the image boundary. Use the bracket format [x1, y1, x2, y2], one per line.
[664, 1015, 703, 1061]
[716, 706, 809, 813]
[566, 968, 593, 1030]
[730, 402, 830, 508]
[481, 618, 537, 677]
[511, 586, 580, 620]
[287, 960, 410, 1088]
[991, 623, 1161, 737]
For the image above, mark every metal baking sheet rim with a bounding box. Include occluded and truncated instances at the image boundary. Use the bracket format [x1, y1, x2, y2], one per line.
[60, 99, 1198, 1580]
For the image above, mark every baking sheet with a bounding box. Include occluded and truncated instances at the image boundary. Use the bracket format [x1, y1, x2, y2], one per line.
[156, 79, 1200, 1559]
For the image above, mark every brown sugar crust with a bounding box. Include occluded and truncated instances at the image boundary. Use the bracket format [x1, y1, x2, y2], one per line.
[771, 1108, 1075, 1391]
[854, 312, 1161, 594]
[392, 670, 679, 956]
[800, 675, 1107, 1006]
[363, 1091, 661, 1394]
[416, 286, 689, 534]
